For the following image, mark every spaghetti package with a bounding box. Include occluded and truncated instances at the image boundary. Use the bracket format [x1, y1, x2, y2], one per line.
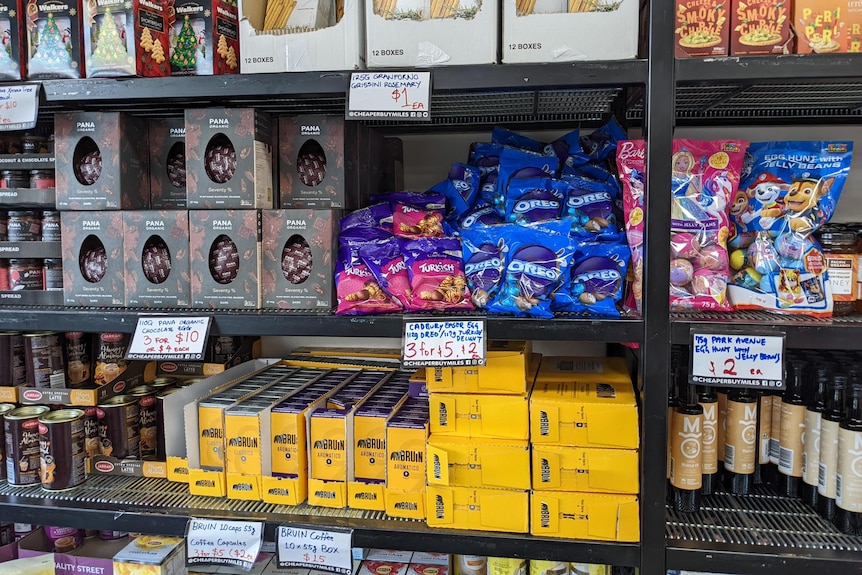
[728, 141, 854, 316]
[402, 237, 474, 311]
[617, 139, 747, 313]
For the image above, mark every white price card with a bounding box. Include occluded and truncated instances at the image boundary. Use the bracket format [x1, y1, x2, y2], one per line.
[126, 316, 212, 360]
[402, 317, 486, 368]
[186, 518, 263, 571]
[0, 84, 39, 132]
[347, 71, 431, 121]
[277, 526, 353, 574]
[690, 332, 785, 390]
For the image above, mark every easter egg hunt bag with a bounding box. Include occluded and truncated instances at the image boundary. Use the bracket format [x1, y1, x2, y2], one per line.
[186, 518, 263, 571]
[690, 332, 785, 390]
[127, 316, 212, 360]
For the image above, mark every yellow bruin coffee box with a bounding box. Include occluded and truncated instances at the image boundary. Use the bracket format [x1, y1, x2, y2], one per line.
[386, 397, 430, 493]
[530, 491, 640, 542]
[353, 390, 410, 481]
[425, 341, 534, 395]
[291, 346, 403, 359]
[427, 436, 530, 490]
[429, 393, 529, 440]
[426, 485, 529, 533]
[530, 356, 638, 449]
[531, 445, 639, 493]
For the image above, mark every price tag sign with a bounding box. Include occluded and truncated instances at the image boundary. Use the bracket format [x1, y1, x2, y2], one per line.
[690, 331, 785, 390]
[186, 518, 263, 571]
[126, 316, 212, 360]
[347, 71, 431, 121]
[0, 84, 40, 132]
[402, 317, 486, 368]
[277, 526, 353, 574]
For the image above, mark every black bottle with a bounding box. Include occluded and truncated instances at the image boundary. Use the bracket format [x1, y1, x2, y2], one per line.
[698, 385, 718, 495]
[776, 359, 807, 498]
[725, 387, 757, 496]
[670, 381, 703, 512]
[755, 391, 772, 485]
[836, 383, 862, 535]
[801, 365, 829, 508]
[819, 374, 847, 521]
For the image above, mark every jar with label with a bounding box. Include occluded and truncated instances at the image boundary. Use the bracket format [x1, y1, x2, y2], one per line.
[41, 211, 60, 242]
[0, 260, 9, 291]
[0, 170, 29, 189]
[21, 134, 45, 154]
[9, 259, 43, 290]
[30, 170, 55, 189]
[820, 227, 859, 316]
[43, 258, 62, 290]
[7, 211, 40, 242]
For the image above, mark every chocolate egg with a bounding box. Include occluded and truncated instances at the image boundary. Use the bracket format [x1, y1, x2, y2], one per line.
[75, 149, 102, 186]
[79, 235, 107, 283]
[141, 235, 172, 284]
[692, 269, 725, 297]
[671, 232, 699, 259]
[296, 140, 327, 187]
[281, 235, 312, 285]
[670, 258, 694, 287]
[166, 142, 186, 189]
[204, 137, 237, 184]
[698, 245, 728, 271]
[729, 249, 747, 271]
[208, 234, 239, 284]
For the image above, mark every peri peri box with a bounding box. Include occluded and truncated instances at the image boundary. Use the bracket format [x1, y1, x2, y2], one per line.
[83, 0, 172, 78]
[149, 118, 188, 209]
[261, 209, 338, 310]
[278, 116, 381, 210]
[171, 0, 240, 76]
[0, 0, 25, 81]
[529, 356, 638, 449]
[185, 108, 273, 209]
[238, 0, 363, 73]
[189, 210, 262, 309]
[55, 112, 150, 210]
[530, 491, 640, 542]
[364, 0, 497, 67]
[25, 1, 84, 79]
[61, 211, 125, 307]
[123, 210, 191, 308]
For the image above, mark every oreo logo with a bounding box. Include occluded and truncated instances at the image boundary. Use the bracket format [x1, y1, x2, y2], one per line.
[572, 257, 623, 296]
[566, 190, 612, 209]
[508, 245, 563, 288]
[464, 244, 504, 292]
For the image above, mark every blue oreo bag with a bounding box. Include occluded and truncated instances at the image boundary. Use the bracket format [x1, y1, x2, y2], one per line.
[552, 243, 630, 317]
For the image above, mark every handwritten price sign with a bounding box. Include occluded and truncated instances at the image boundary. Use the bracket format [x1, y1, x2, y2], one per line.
[690, 332, 785, 389]
[186, 518, 263, 571]
[402, 318, 486, 368]
[126, 316, 212, 360]
[277, 526, 353, 574]
[347, 71, 431, 121]
[0, 84, 39, 132]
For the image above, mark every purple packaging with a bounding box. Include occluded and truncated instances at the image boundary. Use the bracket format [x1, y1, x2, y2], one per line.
[430, 163, 481, 221]
[359, 237, 411, 309]
[505, 177, 568, 224]
[43, 526, 83, 553]
[341, 203, 393, 232]
[98, 531, 128, 541]
[456, 203, 505, 231]
[494, 148, 559, 216]
[402, 237, 473, 312]
[461, 227, 506, 310]
[552, 242, 631, 318]
[562, 178, 624, 243]
[391, 192, 446, 240]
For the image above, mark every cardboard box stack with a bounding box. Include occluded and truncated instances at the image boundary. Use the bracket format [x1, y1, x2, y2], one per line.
[424, 341, 534, 534]
[528, 356, 640, 542]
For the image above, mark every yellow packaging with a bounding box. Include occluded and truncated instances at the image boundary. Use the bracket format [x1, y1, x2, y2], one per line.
[429, 393, 529, 440]
[348, 480, 386, 511]
[530, 491, 640, 542]
[261, 475, 306, 506]
[307, 478, 347, 507]
[426, 485, 529, 533]
[569, 565, 609, 575]
[425, 342, 534, 395]
[427, 437, 530, 490]
[528, 561, 568, 575]
[113, 536, 185, 575]
[530, 356, 638, 448]
[531, 445, 639, 493]
[283, 355, 399, 370]
[488, 558, 528, 575]
[188, 468, 226, 496]
[225, 408, 268, 476]
[385, 487, 426, 519]
[386, 417, 429, 492]
[226, 473, 263, 500]
[292, 347, 402, 359]
[354, 396, 409, 482]
[166, 456, 189, 483]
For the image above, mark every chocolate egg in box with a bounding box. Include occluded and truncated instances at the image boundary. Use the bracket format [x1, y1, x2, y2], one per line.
[123, 211, 191, 308]
[61, 212, 125, 307]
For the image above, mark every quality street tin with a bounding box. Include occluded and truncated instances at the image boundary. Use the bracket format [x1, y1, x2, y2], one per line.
[38, 409, 86, 490]
[4, 405, 50, 486]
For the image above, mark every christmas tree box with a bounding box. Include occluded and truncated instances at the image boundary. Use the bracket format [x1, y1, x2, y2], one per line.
[83, 0, 172, 78]
[189, 209, 262, 309]
[238, 0, 363, 73]
[149, 118, 187, 209]
[185, 108, 274, 209]
[61, 211, 126, 307]
[278, 116, 386, 210]
[0, 0, 25, 81]
[123, 210, 191, 308]
[260, 209, 338, 310]
[170, 0, 240, 76]
[54, 112, 150, 210]
[25, 2, 84, 79]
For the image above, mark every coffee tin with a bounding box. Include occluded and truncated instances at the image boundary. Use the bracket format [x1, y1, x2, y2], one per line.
[488, 558, 527, 575]
[4, 405, 50, 486]
[64, 332, 93, 388]
[23, 332, 65, 389]
[94, 333, 130, 386]
[0, 403, 15, 481]
[0, 332, 26, 388]
[150, 376, 177, 390]
[530, 562, 569, 575]
[38, 409, 86, 490]
[96, 395, 140, 459]
[129, 385, 157, 458]
[82, 407, 100, 457]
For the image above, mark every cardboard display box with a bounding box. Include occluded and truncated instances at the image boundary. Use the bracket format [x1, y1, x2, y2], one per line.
[17, 528, 130, 575]
[84, 0, 172, 78]
[425, 485, 529, 533]
[426, 436, 530, 490]
[26, 2, 84, 79]
[529, 491, 640, 541]
[238, 0, 364, 73]
[149, 118, 188, 209]
[261, 209, 338, 310]
[55, 112, 149, 210]
[425, 342, 536, 395]
[365, 0, 497, 66]
[190, 210, 261, 309]
[531, 444, 639, 493]
[429, 392, 529, 440]
[15, 361, 155, 407]
[185, 108, 273, 209]
[171, 0, 240, 76]
[124, 210, 191, 308]
[156, 336, 261, 376]
[61, 211, 126, 307]
[0, 0, 25, 80]
[503, 0, 638, 62]
[114, 536, 186, 575]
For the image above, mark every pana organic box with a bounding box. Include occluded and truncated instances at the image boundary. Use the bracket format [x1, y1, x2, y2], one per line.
[675, 0, 730, 57]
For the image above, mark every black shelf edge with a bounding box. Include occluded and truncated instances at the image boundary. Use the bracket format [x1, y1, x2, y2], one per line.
[671, 311, 862, 349]
[40, 62, 648, 104]
[666, 541, 862, 575]
[0, 307, 643, 342]
[0, 491, 639, 565]
[676, 54, 862, 83]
